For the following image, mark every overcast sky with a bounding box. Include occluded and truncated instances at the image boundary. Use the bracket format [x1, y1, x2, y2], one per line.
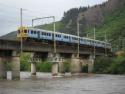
[0, 0, 108, 36]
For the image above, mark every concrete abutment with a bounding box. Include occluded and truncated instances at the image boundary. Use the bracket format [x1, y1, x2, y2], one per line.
[88, 55, 94, 73]
[0, 57, 7, 79]
[11, 51, 20, 80]
[31, 62, 36, 76]
[70, 54, 82, 74]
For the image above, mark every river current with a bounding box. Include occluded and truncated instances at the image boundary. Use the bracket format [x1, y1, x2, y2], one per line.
[0, 72, 125, 94]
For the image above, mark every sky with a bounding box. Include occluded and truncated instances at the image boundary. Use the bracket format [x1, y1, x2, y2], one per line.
[0, 0, 108, 36]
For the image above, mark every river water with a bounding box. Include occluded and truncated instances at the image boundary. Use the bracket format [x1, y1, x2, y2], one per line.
[0, 72, 125, 94]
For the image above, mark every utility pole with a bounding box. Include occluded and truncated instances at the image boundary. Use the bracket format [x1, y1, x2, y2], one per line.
[104, 31, 107, 56]
[20, 8, 23, 55]
[77, 20, 80, 58]
[93, 27, 96, 59]
[32, 19, 34, 27]
[53, 16, 56, 53]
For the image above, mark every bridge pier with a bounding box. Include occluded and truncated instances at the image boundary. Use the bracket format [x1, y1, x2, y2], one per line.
[11, 51, 20, 80]
[29, 53, 37, 76]
[0, 57, 7, 79]
[59, 61, 65, 74]
[88, 55, 94, 73]
[70, 54, 81, 74]
[31, 62, 36, 76]
[52, 63, 58, 76]
[48, 52, 63, 76]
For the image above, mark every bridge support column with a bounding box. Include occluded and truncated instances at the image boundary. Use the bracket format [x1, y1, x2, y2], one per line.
[70, 54, 81, 74]
[0, 57, 7, 79]
[11, 51, 20, 80]
[88, 55, 94, 73]
[31, 62, 36, 76]
[59, 61, 65, 74]
[48, 52, 63, 76]
[52, 63, 58, 76]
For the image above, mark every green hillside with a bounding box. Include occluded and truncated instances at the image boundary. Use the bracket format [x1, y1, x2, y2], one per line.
[35, 0, 125, 51]
[93, 5, 125, 50]
[35, 21, 61, 31]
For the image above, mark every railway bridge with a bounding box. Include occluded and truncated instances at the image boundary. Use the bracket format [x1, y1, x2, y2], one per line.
[0, 33, 111, 80]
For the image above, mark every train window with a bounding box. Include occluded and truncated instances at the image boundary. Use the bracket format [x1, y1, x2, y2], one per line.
[18, 30, 20, 33]
[48, 33, 50, 36]
[74, 37, 77, 40]
[24, 30, 27, 33]
[65, 36, 68, 39]
[31, 30, 33, 34]
[34, 31, 36, 34]
[42, 32, 44, 35]
[72, 37, 75, 40]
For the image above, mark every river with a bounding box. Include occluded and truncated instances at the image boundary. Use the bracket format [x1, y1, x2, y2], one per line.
[0, 72, 125, 94]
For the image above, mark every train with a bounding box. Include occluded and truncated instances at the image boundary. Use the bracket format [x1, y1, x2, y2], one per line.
[17, 27, 111, 49]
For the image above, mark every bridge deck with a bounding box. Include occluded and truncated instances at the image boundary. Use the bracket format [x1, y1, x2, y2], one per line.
[0, 39, 110, 55]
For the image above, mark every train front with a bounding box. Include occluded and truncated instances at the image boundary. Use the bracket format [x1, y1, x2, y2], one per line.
[17, 26, 28, 40]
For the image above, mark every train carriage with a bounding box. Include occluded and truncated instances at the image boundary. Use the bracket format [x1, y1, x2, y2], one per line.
[17, 26, 111, 49]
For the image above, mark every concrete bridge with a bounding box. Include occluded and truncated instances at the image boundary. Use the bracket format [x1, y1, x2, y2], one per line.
[0, 36, 111, 80]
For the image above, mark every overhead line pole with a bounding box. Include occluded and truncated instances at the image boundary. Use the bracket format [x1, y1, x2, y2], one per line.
[53, 16, 56, 53]
[77, 20, 80, 58]
[93, 27, 96, 59]
[20, 8, 23, 55]
[105, 31, 107, 56]
[31, 16, 56, 53]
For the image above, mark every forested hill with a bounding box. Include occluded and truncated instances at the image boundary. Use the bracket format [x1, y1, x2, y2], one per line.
[36, 0, 125, 50]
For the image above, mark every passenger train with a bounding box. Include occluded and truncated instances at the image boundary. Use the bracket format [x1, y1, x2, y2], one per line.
[17, 27, 111, 49]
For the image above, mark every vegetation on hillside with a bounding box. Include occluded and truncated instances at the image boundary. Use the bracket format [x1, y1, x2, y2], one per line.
[94, 54, 125, 74]
[37, 0, 125, 51]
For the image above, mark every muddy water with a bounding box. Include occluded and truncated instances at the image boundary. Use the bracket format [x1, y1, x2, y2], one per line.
[0, 72, 125, 94]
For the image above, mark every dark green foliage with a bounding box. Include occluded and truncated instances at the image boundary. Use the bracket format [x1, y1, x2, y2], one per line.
[108, 56, 125, 74]
[94, 56, 125, 74]
[63, 62, 71, 72]
[20, 53, 52, 72]
[81, 65, 88, 73]
[35, 21, 62, 31]
[94, 56, 112, 73]
[5, 62, 11, 71]
[36, 61, 52, 72]
[20, 53, 30, 71]
[60, 7, 87, 36]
